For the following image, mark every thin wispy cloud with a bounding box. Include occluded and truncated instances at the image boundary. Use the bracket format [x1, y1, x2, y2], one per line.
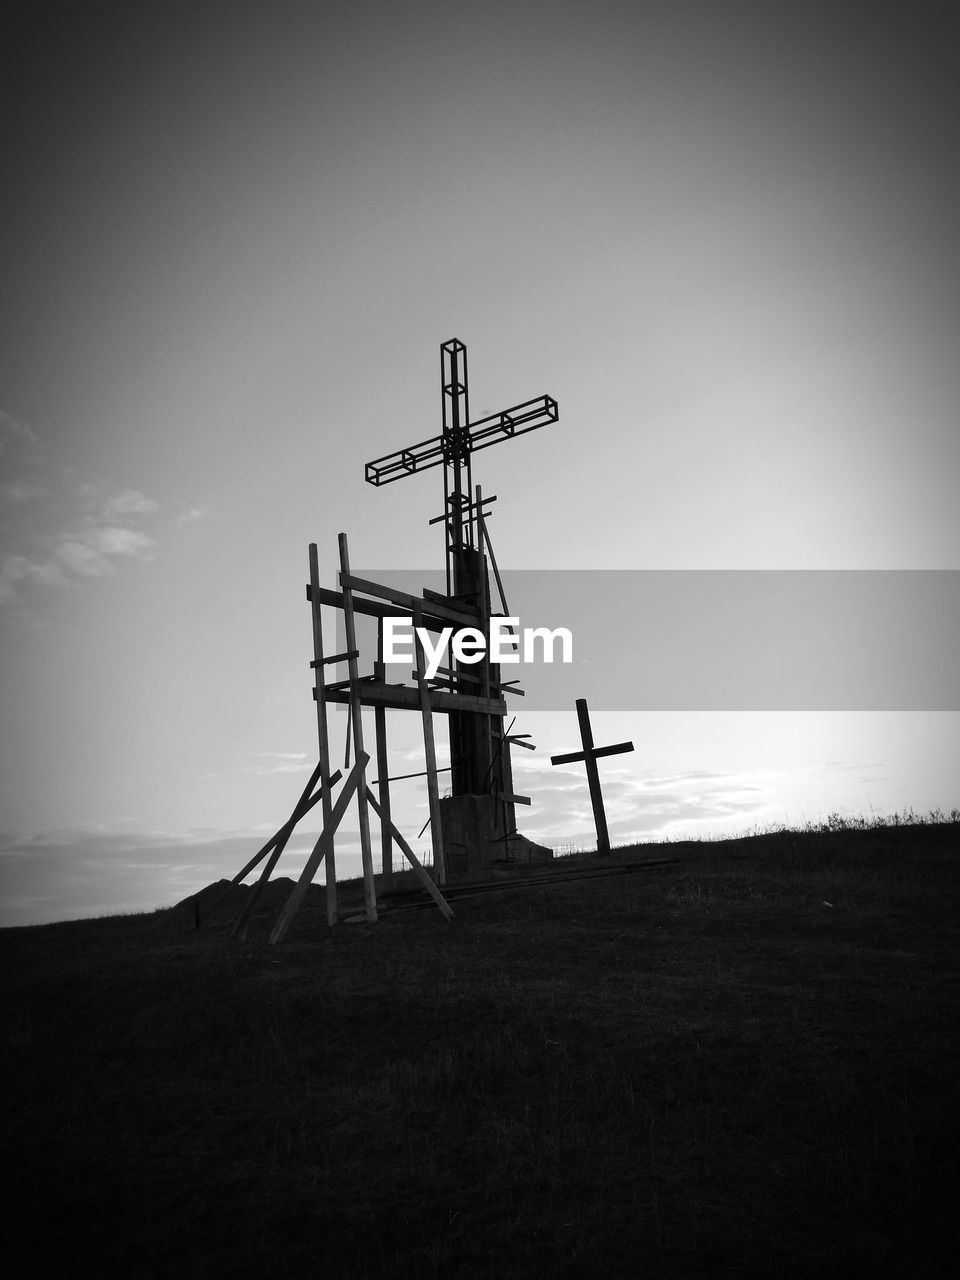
[0, 408, 40, 460]
[0, 446, 160, 606]
[0, 825, 326, 926]
[101, 489, 160, 520]
[247, 751, 314, 776]
[0, 479, 47, 505]
[177, 506, 209, 525]
[514, 757, 781, 847]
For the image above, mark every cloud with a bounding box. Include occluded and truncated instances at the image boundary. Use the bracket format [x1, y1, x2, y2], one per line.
[177, 507, 208, 525]
[0, 479, 47, 504]
[0, 409, 40, 459]
[0, 823, 355, 927]
[247, 751, 315, 776]
[0, 553, 67, 603]
[55, 524, 155, 574]
[512, 757, 780, 848]
[1, 484, 159, 606]
[101, 489, 159, 519]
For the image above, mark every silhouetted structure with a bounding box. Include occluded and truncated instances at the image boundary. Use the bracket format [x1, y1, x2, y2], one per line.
[550, 699, 634, 856]
[363, 339, 558, 874]
[208, 340, 558, 938]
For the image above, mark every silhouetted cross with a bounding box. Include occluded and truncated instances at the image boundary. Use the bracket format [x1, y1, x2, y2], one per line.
[364, 339, 558, 594]
[550, 699, 634, 856]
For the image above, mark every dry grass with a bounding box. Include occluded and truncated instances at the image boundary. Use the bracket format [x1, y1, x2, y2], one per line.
[2, 818, 958, 1278]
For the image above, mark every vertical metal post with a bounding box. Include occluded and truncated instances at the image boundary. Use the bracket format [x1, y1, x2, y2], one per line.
[441, 338, 474, 594]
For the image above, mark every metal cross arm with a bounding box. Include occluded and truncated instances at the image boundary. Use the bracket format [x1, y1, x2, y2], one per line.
[364, 396, 558, 487]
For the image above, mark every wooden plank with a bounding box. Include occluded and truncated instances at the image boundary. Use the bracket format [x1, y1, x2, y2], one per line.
[505, 736, 537, 751]
[307, 583, 456, 634]
[268, 753, 369, 945]
[475, 483, 494, 801]
[550, 740, 634, 765]
[339, 534, 378, 922]
[413, 601, 447, 885]
[498, 793, 532, 805]
[422, 664, 482, 686]
[372, 765, 453, 784]
[578, 698, 610, 857]
[426, 494, 496, 528]
[479, 517, 510, 617]
[320, 682, 506, 717]
[323, 674, 378, 692]
[374, 630, 393, 889]
[340, 572, 478, 627]
[310, 542, 339, 926]
[197, 765, 332, 926]
[229, 769, 344, 937]
[592, 741, 635, 759]
[365, 786, 453, 921]
[309, 649, 359, 668]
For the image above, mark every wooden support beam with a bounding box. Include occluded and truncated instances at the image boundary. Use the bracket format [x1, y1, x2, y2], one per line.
[412, 600, 447, 885]
[319, 681, 506, 717]
[339, 534, 378, 922]
[364, 787, 453, 921]
[340, 572, 478, 627]
[309, 649, 359, 669]
[374, 627, 393, 888]
[323, 674, 378, 693]
[372, 766, 453, 785]
[197, 764, 335, 926]
[307, 583, 457, 635]
[423, 663, 482, 686]
[426, 492, 497, 527]
[309, 542, 339, 925]
[479, 516, 510, 618]
[268, 753, 369, 945]
[229, 768, 342, 938]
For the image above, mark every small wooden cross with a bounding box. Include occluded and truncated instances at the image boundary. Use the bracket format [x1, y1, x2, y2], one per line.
[550, 699, 634, 856]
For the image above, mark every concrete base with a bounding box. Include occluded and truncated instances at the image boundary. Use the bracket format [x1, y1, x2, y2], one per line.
[440, 794, 553, 876]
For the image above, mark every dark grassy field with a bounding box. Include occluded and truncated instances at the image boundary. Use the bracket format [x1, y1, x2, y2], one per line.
[3, 820, 958, 1278]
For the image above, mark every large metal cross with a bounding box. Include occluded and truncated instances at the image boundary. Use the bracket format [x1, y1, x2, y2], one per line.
[550, 699, 634, 856]
[364, 339, 558, 596]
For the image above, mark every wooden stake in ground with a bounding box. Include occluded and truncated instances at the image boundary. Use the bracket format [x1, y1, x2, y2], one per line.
[374, 617, 394, 887]
[269, 752, 370, 945]
[308, 542, 339, 925]
[364, 787, 453, 921]
[412, 601, 447, 884]
[550, 699, 634, 856]
[338, 532, 378, 921]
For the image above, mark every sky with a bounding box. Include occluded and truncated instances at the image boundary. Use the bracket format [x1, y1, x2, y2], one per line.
[1, 0, 958, 926]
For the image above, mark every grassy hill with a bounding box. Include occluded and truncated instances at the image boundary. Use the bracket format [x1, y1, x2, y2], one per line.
[3, 820, 958, 1278]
